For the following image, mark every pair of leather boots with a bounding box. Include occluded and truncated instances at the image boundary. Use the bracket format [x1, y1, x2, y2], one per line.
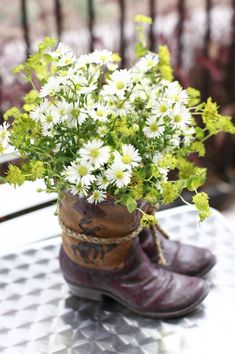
[59, 193, 216, 319]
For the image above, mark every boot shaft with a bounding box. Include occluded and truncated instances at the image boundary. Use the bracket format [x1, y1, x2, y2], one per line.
[59, 192, 145, 270]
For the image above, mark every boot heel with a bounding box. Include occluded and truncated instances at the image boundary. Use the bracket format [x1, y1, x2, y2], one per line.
[68, 283, 103, 301]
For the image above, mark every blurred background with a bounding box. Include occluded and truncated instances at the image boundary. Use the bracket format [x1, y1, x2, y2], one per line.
[1, 0, 235, 222]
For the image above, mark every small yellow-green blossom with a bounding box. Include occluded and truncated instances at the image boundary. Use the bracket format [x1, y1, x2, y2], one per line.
[5, 165, 25, 187]
[193, 192, 211, 222]
[190, 141, 206, 157]
[158, 46, 173, 81]
[30, 161, 45, 179]
[4, 107, 20, 121]
[161, 181, 181, 205]
[202, 98, 235, 135]
[140, 213, 156, 227]
[134, 15, 152, 24]
[158, 154, 177, 170]
[186, 87, 201, 107]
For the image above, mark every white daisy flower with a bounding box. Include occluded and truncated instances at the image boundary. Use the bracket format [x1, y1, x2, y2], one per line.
[106, 62, 119, 71]
[51, 42, 76, 67]
[183, 127, 195, 146]
[64, 159, 96, 186]
[39, 76, 65, 98]
[170, 104, 191, 129]
[103, 69, 131, 98]
[143, 116, 165, 138]
[97, 126, 108, 138]
[70, 184, 89, 198]
[30, 99, 50, 122]
[170, 134, 181, 148]
[66, 104, 88, 127]
[113, 101, 132, 118]
[0, 122, 10, 152]
[68, 73, 98, 95]
[76, 53, 96, 68]
[40, 108, 60, 135]
[153, 152, 164, 164]
[158, 167, 169, 180]
[97, 174, 110, 190]
[51, 42, 72, 57]
[106, 163, 131, 188]
[152, 98, 172, 118]
[113, 144, 141, 170]
[88, 103, 110, 122]
[135, 53, 159, 72]
[79, 139, 110, 168]
[57, 52, 76, 67]
[53, 99, 72, 122]
[87, 190, 107, 204]
[130, 85, 148, 102]
[130, 70, 144, 84]
[165, 81, 189, 104]
[92, 49, 113, 65]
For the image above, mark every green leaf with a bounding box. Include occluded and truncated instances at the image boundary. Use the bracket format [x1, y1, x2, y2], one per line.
[135, 42, 148, 58]
[126, 197, 137, 213]
[195, 127, 205, 139]
[12, 63, 24, 75]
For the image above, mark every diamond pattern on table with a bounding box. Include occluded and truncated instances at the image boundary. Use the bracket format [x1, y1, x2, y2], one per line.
[1, 206, 235, 353]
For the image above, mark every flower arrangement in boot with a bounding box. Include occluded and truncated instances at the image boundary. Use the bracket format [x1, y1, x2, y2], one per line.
[1, 15, 235, 318]
[2, 18, 234, 223]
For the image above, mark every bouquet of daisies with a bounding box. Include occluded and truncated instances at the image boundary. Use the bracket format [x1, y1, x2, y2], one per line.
[1, 16, 235, 223]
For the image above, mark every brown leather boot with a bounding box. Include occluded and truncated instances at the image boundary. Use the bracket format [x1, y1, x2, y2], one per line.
[59, 192, 209, 319]
[139, 225, 216, 276]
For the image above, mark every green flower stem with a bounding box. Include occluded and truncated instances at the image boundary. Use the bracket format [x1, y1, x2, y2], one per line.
[179, 195, 193, 206]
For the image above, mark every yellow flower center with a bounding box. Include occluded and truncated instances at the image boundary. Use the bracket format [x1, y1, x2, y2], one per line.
[93, 191, 99, 198]
[71, 108, 79, 117]
[115, 170, 124, 179]
[122, 154, 132, 164]
[90, 148, 100, 159]
[45, 114, 53, 123]
[77, 166, 88, 176]
[96, 109, 104, 117]
[159, 104, 167, 113]
[173, 94, 180, 102]
[100, 54, 107, 62]
[174, 115, 182, 123]
[116, 81, 125, 90]
[150, 123, 159, 132]
[147, 60, 154, 67]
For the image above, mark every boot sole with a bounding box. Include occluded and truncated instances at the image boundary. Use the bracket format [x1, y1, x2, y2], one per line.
[65, 278, 209, 319]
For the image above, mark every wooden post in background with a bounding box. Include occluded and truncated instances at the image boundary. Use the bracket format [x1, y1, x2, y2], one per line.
[21, 0, 30, 58]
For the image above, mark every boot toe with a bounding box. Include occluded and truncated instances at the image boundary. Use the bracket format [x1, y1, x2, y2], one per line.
[174, 244, 216, 276]
[196, 249, 216, 276]
[156, 274, 209, 317]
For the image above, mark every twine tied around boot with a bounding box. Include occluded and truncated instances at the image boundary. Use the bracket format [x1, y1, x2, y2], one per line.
[59, 216, 143, 245]
[145, 205, 171, 265]
[150, 225, 166, 265]
[59, 206, 170, 266]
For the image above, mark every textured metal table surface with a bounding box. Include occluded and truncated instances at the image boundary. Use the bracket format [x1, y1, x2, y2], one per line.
[1, 205, 235, 354]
